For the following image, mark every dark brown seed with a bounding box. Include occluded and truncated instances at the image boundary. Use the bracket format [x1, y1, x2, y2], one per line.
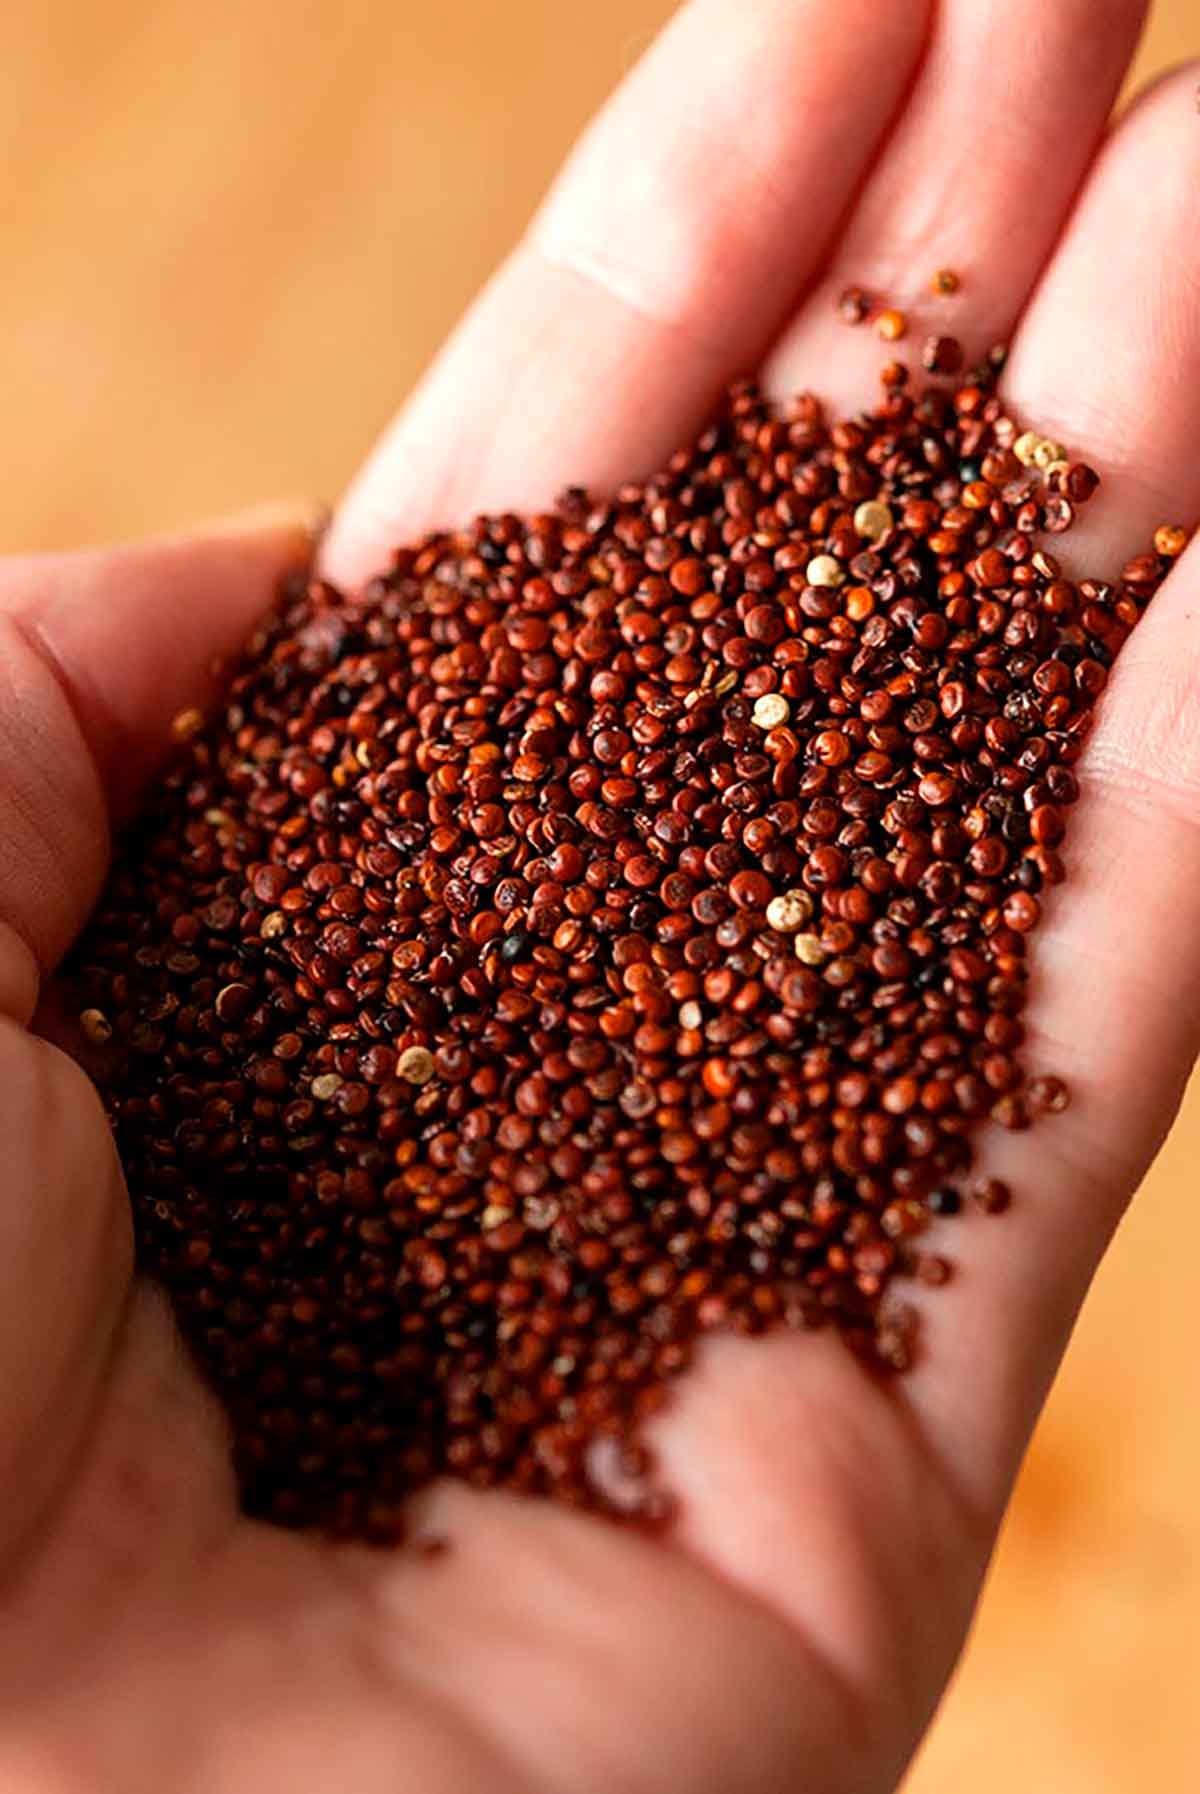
[214, 982, 253, 1024]
[1026, 1075, 1070, 1114]
[973, 1178, 1013, 1215]
[922, 335, 963, 376]
[1064, 463, 1100, 504]
[1002, 891, 1041, 933]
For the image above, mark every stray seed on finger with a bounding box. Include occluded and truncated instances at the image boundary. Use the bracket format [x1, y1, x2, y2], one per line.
[1026, 1076, 1070, 1115]
[837, 285, 871, 325]
[973, 1179, 1013, 1216]
[922, 335, 963, 376]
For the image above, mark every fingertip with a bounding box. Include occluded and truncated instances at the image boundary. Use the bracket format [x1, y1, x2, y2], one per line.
[1002, 55, 1200, 566]
[319, 480, 403, 593]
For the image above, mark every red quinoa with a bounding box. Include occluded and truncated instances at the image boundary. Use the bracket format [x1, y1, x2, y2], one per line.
[73, 356, 1177, 1538]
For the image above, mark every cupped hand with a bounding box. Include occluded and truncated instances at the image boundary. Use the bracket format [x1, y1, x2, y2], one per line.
[3, 5, 1198, 1789]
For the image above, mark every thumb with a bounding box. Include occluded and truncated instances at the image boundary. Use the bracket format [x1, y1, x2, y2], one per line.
[0, 505, 318, 1567]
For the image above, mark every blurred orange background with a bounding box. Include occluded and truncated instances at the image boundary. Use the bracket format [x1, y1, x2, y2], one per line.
[1, 3, 1195, 1785]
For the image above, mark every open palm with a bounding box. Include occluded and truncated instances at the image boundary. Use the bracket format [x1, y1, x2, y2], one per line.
[2, 3, 1198, 1787]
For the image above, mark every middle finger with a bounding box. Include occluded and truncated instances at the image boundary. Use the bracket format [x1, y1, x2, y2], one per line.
[766, 0, 1148, 412]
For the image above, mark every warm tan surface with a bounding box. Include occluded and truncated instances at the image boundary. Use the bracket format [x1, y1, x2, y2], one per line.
[2, 2, 1196, 1785]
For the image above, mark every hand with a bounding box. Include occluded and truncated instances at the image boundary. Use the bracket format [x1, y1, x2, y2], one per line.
[3, 4, 1198, 1788]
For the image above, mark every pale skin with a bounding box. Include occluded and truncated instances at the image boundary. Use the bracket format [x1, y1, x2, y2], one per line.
[1, 1, 1198, 1786]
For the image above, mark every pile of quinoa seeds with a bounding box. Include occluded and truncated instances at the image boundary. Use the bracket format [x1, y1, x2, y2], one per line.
[75, 307, 1188, 1538]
